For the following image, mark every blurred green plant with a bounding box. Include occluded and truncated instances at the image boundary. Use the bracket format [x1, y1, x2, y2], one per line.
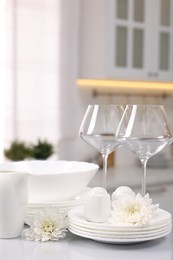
[4, 139, 54, 161]
[30, 139, 54, 160]
[4, 140, 32, 161]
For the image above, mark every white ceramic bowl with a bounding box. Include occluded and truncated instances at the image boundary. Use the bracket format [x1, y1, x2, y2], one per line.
[14, 160, 99, 203]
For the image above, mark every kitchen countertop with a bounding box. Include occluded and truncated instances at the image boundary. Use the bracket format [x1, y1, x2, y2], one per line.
[1, 221, 173, 260]
[90, 164, 173, 192]
[1, 164, 173, 260]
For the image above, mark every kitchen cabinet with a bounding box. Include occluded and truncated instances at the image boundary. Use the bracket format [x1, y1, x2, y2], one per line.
[79, 0, 173, 82]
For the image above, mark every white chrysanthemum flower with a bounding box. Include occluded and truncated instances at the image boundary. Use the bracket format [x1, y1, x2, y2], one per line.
[23, 208, 68, 242]
[110, 193, 159, 226]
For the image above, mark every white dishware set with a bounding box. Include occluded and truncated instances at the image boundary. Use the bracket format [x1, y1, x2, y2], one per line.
[68, 187, 172, 244]
[69, 207, 172, 244]
[0, 104, 172, 243]
[0, 160, 98, 239]
[75, 104, 173, 243]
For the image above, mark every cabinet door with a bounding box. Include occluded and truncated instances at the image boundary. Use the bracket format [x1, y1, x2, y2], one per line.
[108, 0, 173, 82]
[156, 0, 173, 81]
[79, 0, 173, 82]
[108, 0, 147, 80]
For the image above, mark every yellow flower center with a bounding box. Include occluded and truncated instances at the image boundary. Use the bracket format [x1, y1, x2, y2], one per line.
[42, 220, 55, 234]
[127, 204, 140, 216]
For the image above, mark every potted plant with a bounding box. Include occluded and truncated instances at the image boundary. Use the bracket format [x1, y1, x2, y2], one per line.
[4, 140, 32, 161]
[30, 139, 54, 160]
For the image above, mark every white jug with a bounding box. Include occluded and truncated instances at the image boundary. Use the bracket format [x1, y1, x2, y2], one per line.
[0, 170, 29, 238]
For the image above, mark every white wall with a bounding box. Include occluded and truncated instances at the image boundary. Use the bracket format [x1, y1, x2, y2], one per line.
[0, 0, 6, 161]
[4, 0, 82, 161]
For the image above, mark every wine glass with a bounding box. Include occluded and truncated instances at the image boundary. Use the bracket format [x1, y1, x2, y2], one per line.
[79, 105, 124, 189]
[116, 104, 173, 196]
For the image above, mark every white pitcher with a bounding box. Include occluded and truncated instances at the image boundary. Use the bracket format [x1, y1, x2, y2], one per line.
[0, 170, 29, 238]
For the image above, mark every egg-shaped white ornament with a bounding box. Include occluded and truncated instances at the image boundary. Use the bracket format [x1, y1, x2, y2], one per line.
[112, 186, 135, 201]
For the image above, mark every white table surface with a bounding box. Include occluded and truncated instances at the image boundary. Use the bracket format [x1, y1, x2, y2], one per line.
[1, 225, 172, 260]
[1, 165, 173, 260]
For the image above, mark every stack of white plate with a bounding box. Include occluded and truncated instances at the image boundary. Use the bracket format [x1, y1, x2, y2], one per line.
[25, 188, 91, 223]
[68, 206, 172, 244]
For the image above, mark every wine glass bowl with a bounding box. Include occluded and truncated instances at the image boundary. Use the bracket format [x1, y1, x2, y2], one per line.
[116, 105, 173, 196]
[79, 105, 124, 189]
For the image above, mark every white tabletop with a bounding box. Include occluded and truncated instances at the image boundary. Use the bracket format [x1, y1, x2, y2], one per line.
[0, 228, 172, 260]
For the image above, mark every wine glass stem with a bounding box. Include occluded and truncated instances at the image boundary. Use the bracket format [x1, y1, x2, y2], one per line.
[141, 159, 147, 196]
[102, 154, 108, 190]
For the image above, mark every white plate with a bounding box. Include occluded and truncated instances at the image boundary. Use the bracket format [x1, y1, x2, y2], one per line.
[69, 218, 171, 233]
[69, 225, 172, 239]
[68, 206, 172, 231]
[28, 187, 91, 208]
[25, 188, 90, 223]
[69, 222, 172, 238]
[69, 227, 172, 244]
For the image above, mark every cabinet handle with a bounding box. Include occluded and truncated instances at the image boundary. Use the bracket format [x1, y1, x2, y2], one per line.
[148, 72, 159, 77]
[148, 72, 153, 77]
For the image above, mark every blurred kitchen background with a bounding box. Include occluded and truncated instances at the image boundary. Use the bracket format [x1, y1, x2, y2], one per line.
[1, 0, 173, 192]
